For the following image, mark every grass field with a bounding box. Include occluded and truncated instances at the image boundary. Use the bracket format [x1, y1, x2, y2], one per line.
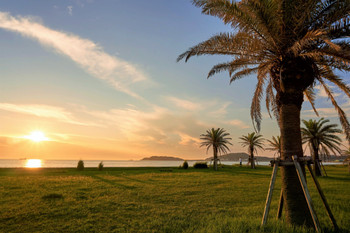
[0, 165, 349, 233]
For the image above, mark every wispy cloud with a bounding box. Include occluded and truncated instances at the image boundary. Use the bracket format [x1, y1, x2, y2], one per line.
[67, 6, 73, 15]
[302, 107, 341, 118]
[83, 106, 208, 145]
[166, 97, 202, 111]
[0, 11, 148, 98]
[314, 84, 341, 98]
[208, 101, 231, 118]
[226, 119, 250, 129]
[0, 103, 98, 126]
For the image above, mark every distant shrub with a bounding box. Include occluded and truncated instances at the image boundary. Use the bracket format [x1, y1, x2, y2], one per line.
[77, 160, 84, 170]
[98, 161, 104, 171]
[42, 193, 64, 199]
[193, 162, 208, 169]
[182, 161, 189, 169]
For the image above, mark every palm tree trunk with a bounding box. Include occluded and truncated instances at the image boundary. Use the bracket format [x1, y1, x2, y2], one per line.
[313, 147, 322, 176]
[213, 146, 218, 171]
[279, 92, 313, 227]
[250, 147, 255, 169]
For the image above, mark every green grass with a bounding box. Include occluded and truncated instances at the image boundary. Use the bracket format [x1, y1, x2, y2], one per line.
[0, 165, 349, 232]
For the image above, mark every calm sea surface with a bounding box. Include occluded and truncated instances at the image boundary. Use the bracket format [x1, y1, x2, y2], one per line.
[0, 159, 272, 168]
[0, 159, 342, 168]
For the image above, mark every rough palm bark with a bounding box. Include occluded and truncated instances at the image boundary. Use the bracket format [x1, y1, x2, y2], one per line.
[213, 146, 218, 171]
[312, 145, 322, 176]
[279, 93, 313, 226]
[249, 146, 255, 169]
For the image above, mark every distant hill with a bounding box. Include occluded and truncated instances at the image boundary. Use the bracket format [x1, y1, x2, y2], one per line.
[205, 153, 273, 162]
[141, 156, 184, 161]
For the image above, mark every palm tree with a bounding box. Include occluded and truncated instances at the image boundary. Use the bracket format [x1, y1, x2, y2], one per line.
[200, 128, 232, 170]
[302, 118, 342, 176]
[178, 0, 350, 227]
[239, 132, 264, 169]
[266, 135, 281, 159]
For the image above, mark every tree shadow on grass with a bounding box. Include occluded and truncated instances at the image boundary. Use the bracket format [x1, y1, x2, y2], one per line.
[320, 176, 350, 182]
[110, 174, 154, 185]
[86, 174, 135, 190]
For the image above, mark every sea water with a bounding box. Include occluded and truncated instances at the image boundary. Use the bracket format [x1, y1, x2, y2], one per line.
[0, 159, 272, 168]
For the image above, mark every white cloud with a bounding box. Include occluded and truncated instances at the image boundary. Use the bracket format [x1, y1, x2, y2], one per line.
[166, 97, 202, 111]
[226, 119, 250, 129]
[67, 6, 73, 15]
[0, 11, 148, 99]
[302, 107, 339, 118]
[0, 103, 99, 126]
[208, 101, 231, 118]
[314, 84, 341, 98]
[83, 106, 209, 145]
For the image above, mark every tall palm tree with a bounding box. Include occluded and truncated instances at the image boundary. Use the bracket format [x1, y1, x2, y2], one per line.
[178, 0, 350, 227]
[239, 132, 264, 169]
[266, 135, 281, 159]
[302, 118, 342, 176]
[200, 128, 232, 170]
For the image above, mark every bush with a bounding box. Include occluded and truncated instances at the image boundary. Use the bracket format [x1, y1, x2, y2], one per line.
[182, 161, 189, 169]
[98, 161, 104, 171]
[193, 162, 208, 169]
[77, 160, 84, 170]
[42, 193, 64, 199]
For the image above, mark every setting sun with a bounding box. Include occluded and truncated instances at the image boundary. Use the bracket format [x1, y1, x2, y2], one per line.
[24, 131, 49, 142]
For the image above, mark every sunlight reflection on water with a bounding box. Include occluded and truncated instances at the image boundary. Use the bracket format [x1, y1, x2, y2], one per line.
[25, 159, 42, 168]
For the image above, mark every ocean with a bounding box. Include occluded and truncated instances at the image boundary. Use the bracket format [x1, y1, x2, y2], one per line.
[0, 159, 342, 168]
[0, 159, 270, 168]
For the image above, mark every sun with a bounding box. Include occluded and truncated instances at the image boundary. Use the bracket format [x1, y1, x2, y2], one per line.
[24, 131, 49, 142]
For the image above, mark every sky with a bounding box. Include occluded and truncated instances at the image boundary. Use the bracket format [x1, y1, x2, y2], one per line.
[0, 0, 349, 160]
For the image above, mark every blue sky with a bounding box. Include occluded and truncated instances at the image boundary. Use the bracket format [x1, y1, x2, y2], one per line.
[0, 0, 348, 160]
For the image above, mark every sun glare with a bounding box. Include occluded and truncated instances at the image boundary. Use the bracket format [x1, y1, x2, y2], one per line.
[24, 131, 49, 142]
[25, 159, 42, 168]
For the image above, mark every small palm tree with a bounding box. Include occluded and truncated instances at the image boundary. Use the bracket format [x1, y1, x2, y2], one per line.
[266, 136, 281, 159]
[301, 118, 342, 176]
[200, 128, 232, 171]
[239, 132, 264, 169]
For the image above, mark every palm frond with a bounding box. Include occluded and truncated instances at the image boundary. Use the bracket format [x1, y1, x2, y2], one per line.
[304, 86, 319, 116]
[318, 78, 350, 141]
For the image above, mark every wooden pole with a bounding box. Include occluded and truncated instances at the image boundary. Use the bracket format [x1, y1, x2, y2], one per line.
[320, 161, 328, 177]
[276, 189, 283, 219]
[261, 163, 278, 226]
[307, 164, 338, 230]
[292, 156, 321, 233]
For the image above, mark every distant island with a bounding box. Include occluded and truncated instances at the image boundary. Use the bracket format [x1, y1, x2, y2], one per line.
[141, 156, 184, 161]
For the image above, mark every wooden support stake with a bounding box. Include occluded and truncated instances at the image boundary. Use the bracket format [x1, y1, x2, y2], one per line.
[276, 189, 283, 219]
[307, 164, 338, 230]
[320, 161, 328, 177]
[292, 156, 321, 233]
[261, 163, 278, 226]
[315, 160, 323, 177]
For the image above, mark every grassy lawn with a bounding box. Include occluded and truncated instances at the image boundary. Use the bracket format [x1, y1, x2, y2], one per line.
[0, 165, 349, 233]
